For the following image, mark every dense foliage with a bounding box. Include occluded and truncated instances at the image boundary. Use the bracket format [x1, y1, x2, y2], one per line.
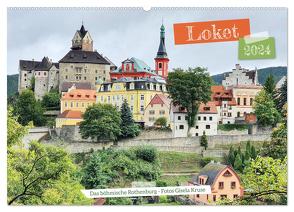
[263, 74, 276, 98]
[242, 156, 287, 204]
[81, 147, 161, 190]
[120, 99, 140, 138]
[167, 67, 212, 134]
[274, 77, 287, 112]
[224, 141, 257, 172]
[14, 89, 46, 126]
[80, 104, 122, 142]
[41, 90, 61, 110]
[253, 89, 281, 127]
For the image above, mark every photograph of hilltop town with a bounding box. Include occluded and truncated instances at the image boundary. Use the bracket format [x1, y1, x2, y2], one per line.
[7, 8, 287, 205]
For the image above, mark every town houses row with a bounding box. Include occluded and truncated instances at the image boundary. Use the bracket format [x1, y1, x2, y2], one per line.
[18, 24, 262, 138]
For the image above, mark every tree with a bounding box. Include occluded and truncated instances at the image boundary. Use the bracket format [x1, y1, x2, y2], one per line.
[233, 153, 243, 172]
[154, 117, 167, 128]
[261, 123, 287, 159]
[200, 131, 208, 150]
[254, 89, 281, 127]
[80, 104, 122, 142]
[167, 67, 212, 134]
[81, 148, 161, 190]
[120, 99, 140, 138]
[8, 141, 92, 205]
[14, 89, 46, 126]
[7, 106, 32, 147]
[242, 156, 287, 203]
[274, 77, 287, 111]
[263, 74, 276, 97]
[42, 91, 60, 110]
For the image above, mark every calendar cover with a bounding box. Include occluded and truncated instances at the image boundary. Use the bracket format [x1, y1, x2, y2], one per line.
[7, 7, 287, 206]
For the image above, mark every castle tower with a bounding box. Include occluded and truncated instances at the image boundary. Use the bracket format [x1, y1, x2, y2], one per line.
[71, 24, 93, 51]
[154, 24, 169, 78]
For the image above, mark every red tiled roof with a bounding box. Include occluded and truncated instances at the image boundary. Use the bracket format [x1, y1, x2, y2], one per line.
[149, 94, 171, 106]
[198, 101, 218, 114]
[62, 89, 96, 101]
[57, 110, 83, 119]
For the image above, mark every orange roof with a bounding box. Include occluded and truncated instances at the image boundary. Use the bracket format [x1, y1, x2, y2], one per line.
[148, 94, 171, 107]
[62, 89, 96, 101]
[198, 101, 218, 114]
[57, 110, 83, 119]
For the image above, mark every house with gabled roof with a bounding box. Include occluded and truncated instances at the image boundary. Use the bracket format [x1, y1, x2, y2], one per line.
[188, 162, 244, 204]
[144, 94, 171, 127]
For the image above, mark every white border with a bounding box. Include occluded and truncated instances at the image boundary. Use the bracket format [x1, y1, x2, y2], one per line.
[0, 1, 292, 212]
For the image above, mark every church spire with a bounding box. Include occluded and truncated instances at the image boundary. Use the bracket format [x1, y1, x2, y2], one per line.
[156, 23, 168, 58]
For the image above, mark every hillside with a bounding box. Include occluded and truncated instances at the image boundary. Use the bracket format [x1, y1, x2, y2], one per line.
[7, 74, 18, 97]
[212, 66, 287, 85]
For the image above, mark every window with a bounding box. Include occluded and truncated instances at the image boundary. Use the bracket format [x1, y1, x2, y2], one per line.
[44, 72, 47, 76]
[224, 112, 227, 116]
[220, 195, 227, 199]
[179, 125, 184, 130]
[198, 116, 201, 121]
[196, 194, 199, 198]
[237, 112, 240, 117]
[213, 195, 216, 202]
[219, 182, 224, 189]
[185, 116, 188, 120]
[65, 102, 68, 107]
[130, 106, 133, 112]
[65, 75, 68, 80]
[195, 133, 198, 136]
[204, 116, 207, 121]
[140, 95, 144, 100]
[233, 194, 238, 199]
[224, 104, 227, 108]
[158, 63, 162, 69]
[82, 103, 84, 107]
[84, 76, 87, 80]
[228, 112, 232, 117]
[209, 116, 213, 121]
[149, 117, 155, 121]
[250, 98, 253, 106]
[231, 181, 236, 189]
[76, 102, 78, 107]
[140, 105, 144, 112]
[149, 110, 155, 115]
[159, 110, 165, 115]
[244, 98, 247, 106]
[178, 116, 181, 120]
[206, 125, 210, 129]
[237, 97, 240, 105]
[70, 102, 73, 108]
[196, 126, 199, 129]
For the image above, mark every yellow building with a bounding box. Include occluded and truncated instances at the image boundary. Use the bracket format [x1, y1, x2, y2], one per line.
[56, 110, 83, 128]
[60, 85, 96, 113]
[96, 77, 168, 123]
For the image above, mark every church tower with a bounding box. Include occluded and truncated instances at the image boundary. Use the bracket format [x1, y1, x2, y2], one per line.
[154, 24, 169, 78]
[71, 24, 93, 51]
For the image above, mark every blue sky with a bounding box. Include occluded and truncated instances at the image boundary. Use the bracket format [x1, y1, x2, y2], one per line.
[7, 7, 287, 75]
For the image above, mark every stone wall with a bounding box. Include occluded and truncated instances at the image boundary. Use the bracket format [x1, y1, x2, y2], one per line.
[53, 126, 271, 153]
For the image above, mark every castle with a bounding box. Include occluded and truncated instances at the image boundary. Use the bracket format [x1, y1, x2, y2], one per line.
[18, 24, 169, 100]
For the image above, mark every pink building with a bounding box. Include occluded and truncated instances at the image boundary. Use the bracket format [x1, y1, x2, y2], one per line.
[188, 162, 244, 204]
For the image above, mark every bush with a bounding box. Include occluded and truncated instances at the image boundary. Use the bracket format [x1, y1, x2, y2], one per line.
[106, 197, 132, 205]
[159, 195, 168, 203]
[156, 180, 168, 187]
[218, 124, 249, 131]
[200, 157, 215, 167]
[134, 146, 157, 163]
[154, 117, 167, 128]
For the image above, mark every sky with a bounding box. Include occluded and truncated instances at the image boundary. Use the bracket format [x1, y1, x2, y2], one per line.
[7, 7, 287, 75]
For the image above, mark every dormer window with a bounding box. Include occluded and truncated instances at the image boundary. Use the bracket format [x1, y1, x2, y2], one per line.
[223, 170, 232, 177]
[204, 107, 210, 111]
